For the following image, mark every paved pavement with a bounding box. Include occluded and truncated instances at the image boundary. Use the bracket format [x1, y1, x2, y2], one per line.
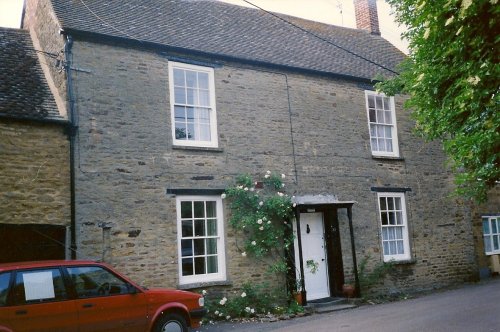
[195, 278, 500, 332]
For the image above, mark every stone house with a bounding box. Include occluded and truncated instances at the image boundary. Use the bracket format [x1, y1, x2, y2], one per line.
[22, 0, 480, 301]
[0, 27, 70, 263]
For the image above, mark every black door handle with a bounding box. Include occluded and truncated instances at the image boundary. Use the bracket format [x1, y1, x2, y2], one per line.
[82, 303, 94, 308]
[15, 310, 27, 315]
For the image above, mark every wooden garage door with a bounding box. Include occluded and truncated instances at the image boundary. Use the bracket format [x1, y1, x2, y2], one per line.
[0, 224, 66, 263]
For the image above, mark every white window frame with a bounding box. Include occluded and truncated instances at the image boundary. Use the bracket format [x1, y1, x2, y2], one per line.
[377, 192, 411, 262]
[483, 216, 500, 255]
[168, 61, 218, 148]
[176, 195, 226, 285]
[365, 90, 400, 158]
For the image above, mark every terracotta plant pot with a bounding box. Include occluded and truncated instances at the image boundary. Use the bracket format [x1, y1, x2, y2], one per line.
[342, 284, 355, 298]
[293, 291, 303, 305]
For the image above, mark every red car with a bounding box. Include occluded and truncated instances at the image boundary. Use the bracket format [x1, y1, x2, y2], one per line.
[0, 260, 206, 332]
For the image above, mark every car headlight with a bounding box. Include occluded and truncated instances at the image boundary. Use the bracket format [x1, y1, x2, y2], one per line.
[198, 297, 205, 307]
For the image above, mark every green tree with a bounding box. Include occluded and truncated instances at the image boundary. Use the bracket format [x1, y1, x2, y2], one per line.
[377, 0, 499, 202]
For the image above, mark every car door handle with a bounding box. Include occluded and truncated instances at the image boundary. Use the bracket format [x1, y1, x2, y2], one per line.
[15, 310, 27, 315]
[82, 303, 94, 308]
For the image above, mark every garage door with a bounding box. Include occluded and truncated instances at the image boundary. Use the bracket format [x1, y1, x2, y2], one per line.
[0, 224, 67, 263]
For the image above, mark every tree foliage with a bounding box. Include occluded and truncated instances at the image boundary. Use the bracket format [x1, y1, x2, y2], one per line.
[377, 0, 499, 202]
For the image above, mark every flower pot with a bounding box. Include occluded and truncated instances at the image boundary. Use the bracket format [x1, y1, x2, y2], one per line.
[293, 291, 303, 305]
[342, 284, 355, 298]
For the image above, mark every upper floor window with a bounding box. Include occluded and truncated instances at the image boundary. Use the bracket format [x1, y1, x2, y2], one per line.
[176, 196, 226, 285]
[377, 192, 411, 262]
[365, 91, 399, 157]
[483, 216, 500, 255]
[168, 61, 218, 148]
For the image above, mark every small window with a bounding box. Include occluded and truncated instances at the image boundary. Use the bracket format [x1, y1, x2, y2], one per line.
[483, 216, 500, 255]
[176, 196, 226, 284]
[168, 61, 218, 148]
[365, 91, 399, 157]
[12, 268, 67, 304]
[377, 193, 411, 262]
[67, 266, 130, 298]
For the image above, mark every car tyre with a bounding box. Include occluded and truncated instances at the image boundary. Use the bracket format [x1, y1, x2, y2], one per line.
[154, 313, 188, 332]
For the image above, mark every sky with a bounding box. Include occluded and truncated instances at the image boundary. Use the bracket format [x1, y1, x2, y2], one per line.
[0, 0, 407, 53]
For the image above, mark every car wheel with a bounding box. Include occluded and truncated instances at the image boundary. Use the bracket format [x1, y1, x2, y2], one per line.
[154, 313, 188, 332]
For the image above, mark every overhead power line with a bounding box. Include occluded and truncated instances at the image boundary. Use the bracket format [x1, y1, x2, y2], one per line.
[241, 0, 399, 75]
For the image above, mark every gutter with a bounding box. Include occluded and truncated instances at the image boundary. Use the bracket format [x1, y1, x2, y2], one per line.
[62, 28, 389, 84]
[64, 35, 78, 259]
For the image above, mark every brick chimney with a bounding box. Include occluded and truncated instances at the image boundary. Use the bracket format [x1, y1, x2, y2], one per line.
[354, 0, 381, 35]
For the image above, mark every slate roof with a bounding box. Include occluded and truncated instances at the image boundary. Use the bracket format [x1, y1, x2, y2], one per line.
[0, 27, 64, 122]
[51, 0, 405, 81]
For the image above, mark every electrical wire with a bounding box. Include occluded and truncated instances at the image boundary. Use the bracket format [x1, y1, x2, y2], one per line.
[78, 0, 143, 43]
[241, 0, 399, 75]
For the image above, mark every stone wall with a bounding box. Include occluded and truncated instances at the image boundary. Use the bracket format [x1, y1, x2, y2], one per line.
[0, 119, 70, 226]
[60, 37, 478, 294]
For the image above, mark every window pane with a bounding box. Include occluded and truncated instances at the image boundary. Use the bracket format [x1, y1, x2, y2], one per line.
[388, 212, 395, 225]
[381, 212, 388, 225]
[207, 219, 217, 236]
[175, 124, 188, 139]
[395, 197, 402, 210]
[492, 221, 498, 234]
[395, 226, 403, 239]
[186, 70, 197, 88]
[174, 87, 186, 104]
[397, 240, 404, 254]
[483, 220, 490, 234]
[207, 256, 218, 273]
[173, 68, 185, 86]
[194, 201, 205, 218]
[199, 90, 210, 106]
[389, 241, 396, 255]
[396, 212, 403, 225]
[386, 139, 393, 152]
[181, 239, 192, 257]
[380, 197, 387, 210]
[385, 110, 393, 124]
[369, 109, 376, 122]
[194, 257, 206, 275]
[385, 126, 392, 139]
[383, 97, 390, 110]
[198, 72, 209, 89]
[186, 88, 197, 105]
[377, 110, 384, 123]
[484, 236, 492, 253]
[199, 123, 211, 141]
[494, 235, 499, 250]
[195, 219, 205, 236]
[207, 238, 217, 255]
[382, 227, 388, 240]
[187, 124, 195, 140]
[383, 242, 389, 255]
[376, 96, 383, 109]
[182, 220, 193, 237]
[0, 273, 10, 306]
[182, 258, 193, 276]
[175, 106, 186, 121]
[368, 95, 375, 108]
[387, 197, 394, 210]
[206, 201, 216, 218]
[194, 239, 205, 255]
[371, 138, 378, 151]
[388, 227, 395, 240]
[181, 202, 192, 218]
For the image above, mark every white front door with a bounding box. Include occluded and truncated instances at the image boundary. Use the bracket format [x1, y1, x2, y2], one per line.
[294, 212, 330, 300]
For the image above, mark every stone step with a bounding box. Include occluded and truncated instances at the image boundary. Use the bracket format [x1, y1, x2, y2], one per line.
[306, 297, 357, 314]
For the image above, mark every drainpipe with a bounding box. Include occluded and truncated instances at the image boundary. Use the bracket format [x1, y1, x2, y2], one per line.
[64, 35, 78, 259]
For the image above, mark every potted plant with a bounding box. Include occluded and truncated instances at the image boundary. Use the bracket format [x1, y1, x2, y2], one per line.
[342, 282, 356, 298]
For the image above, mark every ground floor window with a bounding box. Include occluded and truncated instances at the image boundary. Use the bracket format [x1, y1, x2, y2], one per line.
[176, 195, 226, 284]
[377, 192, 411, 262]
[483, 216, 500, 255]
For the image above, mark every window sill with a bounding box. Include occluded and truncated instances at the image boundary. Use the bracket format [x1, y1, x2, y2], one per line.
[388, 258, 416, 265]
[372, 155, 404, 161]
[173, 145, 224, 153]
[177, 280, 232, 290]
